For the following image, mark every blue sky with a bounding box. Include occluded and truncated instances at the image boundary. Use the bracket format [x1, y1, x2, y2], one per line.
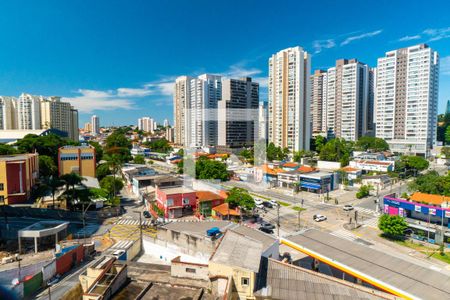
[0, 0, 450, 126]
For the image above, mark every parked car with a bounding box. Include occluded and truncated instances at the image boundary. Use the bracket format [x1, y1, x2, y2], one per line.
[343, 205, 354, 211]
[113, 250, 125, 259]
[262, 201, 273, 208]
[254, 198, 263, 205]
[259, 227, 274, 234]
[269, 199, 279, 207]
[256, 203, 265, 209]
[260, 222, 275, 230]
[313, 214, 327, 222]
[143, 211, 152, 218]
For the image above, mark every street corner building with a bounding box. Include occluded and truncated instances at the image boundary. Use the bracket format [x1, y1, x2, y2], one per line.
[0, 153, 39, 205]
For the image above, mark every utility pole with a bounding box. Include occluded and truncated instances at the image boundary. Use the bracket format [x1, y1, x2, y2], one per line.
[138, 210, 143, 251]
[277, 204, 280, 238]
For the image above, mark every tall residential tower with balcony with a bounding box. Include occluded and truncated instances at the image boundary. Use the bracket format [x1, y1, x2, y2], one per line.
[374, 44, 439, 156]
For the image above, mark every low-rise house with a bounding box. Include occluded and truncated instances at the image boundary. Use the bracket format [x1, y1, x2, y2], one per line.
[155, 186, 197, 219]
[209, 230, 263, 300]
[79, 256, 127, 300]
[299, 171, 337, 194]
[196, 191, 225, 218]
[341, 166, 362, 185]
[350, 159, 395, 173]
[353, 152, 386, 161]
[277, 165, 315, 189]
[361, 174, 391, 191]
[211, 202, 240, 221]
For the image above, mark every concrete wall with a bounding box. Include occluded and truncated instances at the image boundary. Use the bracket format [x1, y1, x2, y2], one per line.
[317, 160, 341, 170]
[0, 258, 52, 285]
[127, 239, 141, 261]
[209, 262, 255, 299]
[262, 242, 280, 260]
[142, 238, 210, 264]
[171, 257, 209, 281]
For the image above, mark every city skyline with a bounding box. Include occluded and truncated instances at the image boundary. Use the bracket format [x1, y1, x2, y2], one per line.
[0, 1, 449, 125]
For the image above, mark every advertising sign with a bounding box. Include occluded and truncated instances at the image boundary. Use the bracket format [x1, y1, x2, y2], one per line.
[429, 208, 436, 216]
[415, 205, 421, 213]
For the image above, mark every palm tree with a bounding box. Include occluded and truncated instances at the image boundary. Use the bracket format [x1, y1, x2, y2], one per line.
[60, 173, 86, 205]
[105, 154, 123, 196]
[45, 176, 64, 208]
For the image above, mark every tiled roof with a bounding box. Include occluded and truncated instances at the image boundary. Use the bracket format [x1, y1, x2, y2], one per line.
[212, 202, 240, 216]
[342, 166, 360, 172]
[410, 192, 450, 205]
[196, 191, 224, 202]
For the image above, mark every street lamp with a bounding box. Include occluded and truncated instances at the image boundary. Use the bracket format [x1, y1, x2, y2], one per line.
[74, 200, 94, 245]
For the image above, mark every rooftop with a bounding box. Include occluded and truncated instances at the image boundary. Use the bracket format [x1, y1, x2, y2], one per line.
[161, 220, 234, 238]
[284, 229, 450, 300]
[342, 166, 360, 172]
[0, 153, 37, 162]
[410, 192, 450, 205]
[210, 230, 263, 272]
[212, 202, 240, 216]
[257, 259, 396, 300]
[353, 160, 393, 166]
[196, 190, 224, 202]
[157, 186, 195, 195]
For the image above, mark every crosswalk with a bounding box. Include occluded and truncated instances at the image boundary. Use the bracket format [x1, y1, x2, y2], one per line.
[354, 206, 379, 217]
[331, 229, 359, 242]
[362, 217, 379, 228]
[116, 219, 154, 226]
[108, 218, 157, 241]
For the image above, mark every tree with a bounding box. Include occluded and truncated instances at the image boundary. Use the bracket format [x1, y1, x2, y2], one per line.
[441, 147, 450, 158]
[104, 154, 124, 196]
[446, 126, 450, 145]
[96, 163, 112, 181]
[104, 130, 132, 163]
[143, 138, 172, 153]
[133, 155, 145, 164]
[100, 176, 124, 198]
[408, 171, 450, 196]
[45, 176, 64, 208]
[378, 214, 408, 240]
[355, 136, 389, 152]
[396, 156, 429, 176]
[39, 155, 58, 177]
[60, 173, 86, 205]
[356, 185, 372, 199]
[293, 150, 314, 162]
[89, 141, 104, 162]
[266, 142, 287, 161]
[15, 134, 79, 163]
[226, 187, 255, 210]
[196, 157, 229, 181]
[0, 144, 18, 155]
[312, 135, 327, 153]
[319, 138, 351, 166]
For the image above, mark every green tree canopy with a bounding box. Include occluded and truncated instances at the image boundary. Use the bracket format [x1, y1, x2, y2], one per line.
[100, 176, 124, 198]
[133, 155, 146, 164]
[356, 185, 373, 199]
[408, 171, 450, 196]
[0, 143, 18, 155]
[319, 138, 352, 166]
[143, 138, 172, 153]
[312, 135, 327, 153]
[96, 163, 112, 181]
[226, 187, 255, 210]
[15, 134, 79, 162]
[88, 141, 104, 162]
[378, 214, 408, 240]
[395, 155, 429, 175]
[441, 147, 450, 158]
[266, 142, 288, 161]
[445, 126, 450, 145]
[355, 136, 389, 152]
[293, 150, 314, 162]
[39, 155, 58, 177]
[196, 157, 229, 181]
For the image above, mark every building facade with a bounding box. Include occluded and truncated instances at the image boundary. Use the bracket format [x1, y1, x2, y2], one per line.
[58, 145, 96, 177]
[174, 74, 222, 148]
[40, 96, 79, 141]
[324, 59, 373, 141]
[310, 70, 327, 134]
[375, 44, 439, 156]
[218, 77, 259, 148]
[91, 115, 100, 136]
[0, 96, 17, 130]
[138, 117, 155, 133]
[268, 46, 311, 152]
[17, 93, 41, 130]
[258, 102, 268, 141]
[0, 153, 39, 205]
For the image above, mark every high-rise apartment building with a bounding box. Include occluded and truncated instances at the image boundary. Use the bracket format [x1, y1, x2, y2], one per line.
[17, 93, 41, 130]
[0, 96, 17, 130]
[138, 117, 155, 133]
[84, 122, 92, 132]
[165, 127, 174, 143]
[163, 119, 170, 127]
[310, 70, 327, 134]
[218, 77, 259, 148]
[258, 102, 268, 141]
[375, 44, 439, 156]
[268, 46, 311, 152]
[174, 74, 222, 148]
[324, 59, 373, 141]
[40, 96, 79, 140]
[91, 115, 100, 135]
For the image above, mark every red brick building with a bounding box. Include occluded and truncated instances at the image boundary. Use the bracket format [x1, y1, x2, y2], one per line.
[0, 153, 39, 205]
[155, 186, 197, 219]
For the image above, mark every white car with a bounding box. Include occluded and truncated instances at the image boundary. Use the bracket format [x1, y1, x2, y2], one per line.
[343, 205, 354, 211]
[254, 198, 263, 205]
[313, 214, 327, 222]
[269, 199, 279, 206]
[256, 203, 265, 209]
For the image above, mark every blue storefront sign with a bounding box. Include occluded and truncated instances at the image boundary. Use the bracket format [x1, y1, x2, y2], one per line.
[384, 197, 449, 218]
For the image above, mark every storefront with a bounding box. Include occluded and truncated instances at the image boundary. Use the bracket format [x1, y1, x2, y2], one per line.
[299, 172, 334, 194]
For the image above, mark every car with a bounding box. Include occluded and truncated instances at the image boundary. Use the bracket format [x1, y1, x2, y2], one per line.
[262, 201, 273, 208]
[313, 214, 327, 222]
[343, 205, 354, 211]
[254, 198, 263, 205]
[260, 222, 275, 230]
[256, 203, 265, 209]
[143, 211, 152, 218]
[259, 227, 274, 234]
[113, 250, 125, 259]
[404, 228, 414, 236]
[269, 199, 279, 207]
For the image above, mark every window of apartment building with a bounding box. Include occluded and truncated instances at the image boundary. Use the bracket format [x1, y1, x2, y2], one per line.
[0, 196, 4, 204]
[241, 277, 249, 286]
[182, 198, 190, 205]
[167, 198, 174, 206]
[0, 183, 3, 191]
[186, 268, 196, 273]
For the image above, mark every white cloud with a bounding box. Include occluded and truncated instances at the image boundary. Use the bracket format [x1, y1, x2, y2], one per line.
[441, 56, 450, 75]
[63, 89, 136, 113]
[340, 30, 383, 46]
[398, 35, 421, 42]
[312, 39, 336, 54]
[145, 80, 175, 96]
[223, 64, 262, 78]
[117, 88, 153, 97]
